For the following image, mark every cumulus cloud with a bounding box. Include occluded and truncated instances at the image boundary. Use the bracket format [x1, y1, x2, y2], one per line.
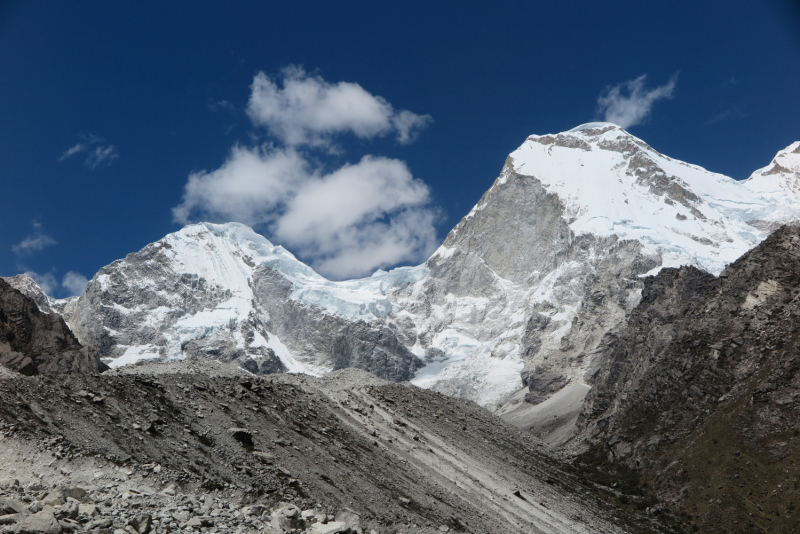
[597, 74, 678, 129]
[174, 68, 439, 279]
[173, 146, 438, 278]
[247, 67, 431, 148]
[172, 146, 308, 226]
[12, 222, 56, 255]
[59, 133, 119, 169]
[61, 271, 89, 296]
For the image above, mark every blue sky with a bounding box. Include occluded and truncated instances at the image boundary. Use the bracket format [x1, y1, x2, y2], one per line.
[1, 1, 799, 294]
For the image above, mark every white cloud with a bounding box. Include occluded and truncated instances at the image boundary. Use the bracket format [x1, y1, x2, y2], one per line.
[392, 110, 433, 145]
[61, 271, 89, 297]
[173, 146, 439, 279]
[24, 271, 58, 296]
[59, 143, 86, 160]
[247, 67, 431, 148]
[597, 74, 678, 129]
[85, 145, 119, 169]
[59, 133, 119, 169]
[274, 156, 438, 278]
[174, 68, 439, 279]
[172, 146, 308, 226]
[12, 234, 56, 254]
[12, 222, 56, 255]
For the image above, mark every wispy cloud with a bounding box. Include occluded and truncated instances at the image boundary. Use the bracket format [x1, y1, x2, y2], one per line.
[12, 221, 56, 255]
[173, 68, 439, 279]
[597, 74, 678, 129]
[59, 133, 119, 169]
[707, 107, 746, 124]
[247, 66, 432, 149]
[209, 99, 237, 113]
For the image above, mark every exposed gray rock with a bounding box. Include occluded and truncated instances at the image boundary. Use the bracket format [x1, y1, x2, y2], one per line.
[0, 499, 28, 516]
[127, 513, 151, 534]
[0, 366, 657, 533]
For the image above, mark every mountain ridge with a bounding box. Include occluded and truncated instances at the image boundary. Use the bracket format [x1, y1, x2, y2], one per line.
[8, 124, 800, 417]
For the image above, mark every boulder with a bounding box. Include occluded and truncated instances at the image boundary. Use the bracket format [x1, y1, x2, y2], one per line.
[0, 514, 22, 526]
[251, 451, 274, 463]
[77, 504, 99, 518]
[128, 514, 152, 534]
[14, 511, 62, 534]
[40, 491, 65, 507]
[1, 499, 29, 515]
[307, 522, 349, 534]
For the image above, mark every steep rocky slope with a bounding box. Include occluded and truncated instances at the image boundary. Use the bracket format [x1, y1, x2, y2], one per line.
[0, 279, 107, 375]
[571, 225, 800, 533]
[396, 123, 783, 409]
[0, 364, 677, 534]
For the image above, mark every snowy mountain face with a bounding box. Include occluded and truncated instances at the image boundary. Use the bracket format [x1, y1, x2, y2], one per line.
[51, 124, 799, 421]
[70, 223, 423, 381]
[389, 124, 798, 412]
[743, 140, 800, 229]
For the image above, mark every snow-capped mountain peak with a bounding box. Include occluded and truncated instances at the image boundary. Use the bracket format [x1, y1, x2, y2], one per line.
[510, 123, 771, 275]
[744, 141, 800, 210]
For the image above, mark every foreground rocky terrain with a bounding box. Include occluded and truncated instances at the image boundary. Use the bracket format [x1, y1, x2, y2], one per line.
[0, 362, 677, 534]
[570, 225, 800, 533]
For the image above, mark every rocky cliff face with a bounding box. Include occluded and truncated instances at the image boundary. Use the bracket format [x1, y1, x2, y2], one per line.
[2, 274, 80, 323]
[0, 278, 107, 375]
[571, 225, 800, 533]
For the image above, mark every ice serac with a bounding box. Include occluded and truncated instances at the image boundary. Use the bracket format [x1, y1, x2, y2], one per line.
[69, 222, 421, 381]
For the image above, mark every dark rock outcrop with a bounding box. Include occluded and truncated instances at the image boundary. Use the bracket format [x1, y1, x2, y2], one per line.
[332, 322, 422, 382]
[0, 279, 107, 375]
[573, 225, 800, 533]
